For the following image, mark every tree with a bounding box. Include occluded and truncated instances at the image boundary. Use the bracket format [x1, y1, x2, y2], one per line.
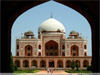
[14, 66, 18, 71]
[10, 53, 14, 72]
[87, 66, 92, 71]
[71, 59, 75, 70]
[76, 63, 79, 71]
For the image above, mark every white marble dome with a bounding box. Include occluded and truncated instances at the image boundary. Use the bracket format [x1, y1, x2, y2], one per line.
[38, 18, 66, 33]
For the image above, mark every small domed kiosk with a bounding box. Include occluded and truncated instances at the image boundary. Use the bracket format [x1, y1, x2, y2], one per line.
[24, 31, 35, 39]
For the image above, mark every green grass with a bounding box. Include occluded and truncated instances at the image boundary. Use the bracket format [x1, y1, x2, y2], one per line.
[14, 70, 39, 73]
[65, 70, 92, 73]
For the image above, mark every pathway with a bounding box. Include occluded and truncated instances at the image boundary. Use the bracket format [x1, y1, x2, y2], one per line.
[27, 70, 78, 75]
[36, 70, 67, 73]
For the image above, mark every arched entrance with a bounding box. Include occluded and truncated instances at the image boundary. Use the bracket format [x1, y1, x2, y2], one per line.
[66, 60, 71, 68]
[45, 40, 58, 56]
[40, 60, 46, 68]
[23, 60, 29, 68]
[83, 60, 89, 67]
[49, 60, 54, 67]
[75, 60, 80, 67]
[71, 45, 79, 56]
[57, 60, 63, 68]
[25, 45, 32, 56]
[31, 60, 37, 68]
[15, 60, 20, 67]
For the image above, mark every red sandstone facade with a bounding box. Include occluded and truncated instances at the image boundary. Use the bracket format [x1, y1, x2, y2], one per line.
[13, 18, 92, 70]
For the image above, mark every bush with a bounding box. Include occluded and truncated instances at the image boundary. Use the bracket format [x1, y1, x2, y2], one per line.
[10, 53, 14, 72]
[14, 70, 39, 73]
[71, 59, 75, 70]
[14, 66, 18, 71]
[76, 63, 79, 71]
[87, 66, 92, 71]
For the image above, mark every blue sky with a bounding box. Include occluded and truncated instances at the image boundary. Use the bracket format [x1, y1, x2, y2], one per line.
[11, 1, 92, 56]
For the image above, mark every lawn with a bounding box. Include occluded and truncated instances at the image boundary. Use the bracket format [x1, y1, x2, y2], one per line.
[14, 69, 39, 73]
[65, 70, 92, 73]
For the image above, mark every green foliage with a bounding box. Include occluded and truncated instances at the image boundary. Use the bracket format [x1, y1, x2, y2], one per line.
[14, 66, 18, 71]
[10, 53, 14, 72]
[14, 70, 39, 73]
[76, 63, 79, 71]
[65, 70, 92, 73]
[71, 59, 75, 70]
[87, 66, 92, 71]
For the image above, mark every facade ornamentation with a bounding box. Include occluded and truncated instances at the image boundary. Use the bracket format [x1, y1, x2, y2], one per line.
[13, 18, 92, 69]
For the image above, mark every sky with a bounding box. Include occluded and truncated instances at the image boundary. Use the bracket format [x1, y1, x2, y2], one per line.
[11, 1, 92, 56]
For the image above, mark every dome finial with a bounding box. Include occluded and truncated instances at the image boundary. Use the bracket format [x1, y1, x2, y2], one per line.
[51, 13, 53, 18]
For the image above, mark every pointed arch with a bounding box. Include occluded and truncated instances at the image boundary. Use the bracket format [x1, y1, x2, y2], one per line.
[66, 60, 72, 68]
[83, 60, 89, 67]
[84, 52, 87, 56]
[15, 60, 20, 67]
[75, 60, 80, 67]
[40, 60, 46, 68]
[25, 45, 32, 56]
[45, 40, 58, 56]
[57, 60, 63, 68]
[71, 45, 79, 56]
[38, 52, 41, 56]
[23, 60, 29, 68]
[31, 60, 37, 68]
[62, 52, 65, 56]
[62, 45, 65, 49]
[49, 60, 55, 67]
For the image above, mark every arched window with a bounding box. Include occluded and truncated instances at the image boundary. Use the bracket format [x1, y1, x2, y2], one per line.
[38, 45, 41, 49]
[84, 52, 87, 56]
[62, 52, 65, 56]
[16, 52, 19, 56]
[17, 45, 19, 49]
[62, 45, 65, 49]
[71, 45, 79, 56]
[27, 53, 31, 56]
[25, 45, 32, 56]
[73, 53, 76, 56]
[38, 52, 41, 56]
[84, 45, 87, 49]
